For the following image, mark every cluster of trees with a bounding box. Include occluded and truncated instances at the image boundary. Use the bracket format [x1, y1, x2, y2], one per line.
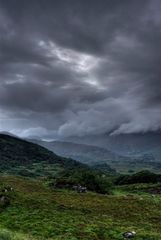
[49, 168, 112, 194]
[115, 170, 161, 185]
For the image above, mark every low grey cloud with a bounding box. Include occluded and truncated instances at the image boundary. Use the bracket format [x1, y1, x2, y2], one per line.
[0, 0, 161, 139]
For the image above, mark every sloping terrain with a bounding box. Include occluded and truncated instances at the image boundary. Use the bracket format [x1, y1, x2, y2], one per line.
[0, 134, 87, 176]
[0, 175, 160, 239]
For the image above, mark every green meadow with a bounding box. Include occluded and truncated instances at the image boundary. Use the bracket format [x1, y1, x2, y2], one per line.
[0, 176, 161, 240]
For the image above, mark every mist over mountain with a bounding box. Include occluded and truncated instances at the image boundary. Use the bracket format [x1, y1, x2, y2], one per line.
[64, 132, 161, 159]
[30, 132, 161, 173]
[0, 0, 161, 174]
[31, 140, 128, 164]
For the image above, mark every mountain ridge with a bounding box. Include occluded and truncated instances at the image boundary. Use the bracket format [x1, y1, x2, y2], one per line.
[64, 132, 161, 159]
[0, 134, 87, 172]
[30, 139, 129, 165]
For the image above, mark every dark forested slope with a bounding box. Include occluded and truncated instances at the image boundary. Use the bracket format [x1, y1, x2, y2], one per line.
[0, 134, 86, 171]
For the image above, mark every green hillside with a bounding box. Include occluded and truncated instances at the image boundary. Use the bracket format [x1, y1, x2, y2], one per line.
[0, 175, 160, 239]
[0, 134, 87, 177]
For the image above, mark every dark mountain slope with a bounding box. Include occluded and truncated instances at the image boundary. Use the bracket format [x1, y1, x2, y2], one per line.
[0, 134, 86, 171]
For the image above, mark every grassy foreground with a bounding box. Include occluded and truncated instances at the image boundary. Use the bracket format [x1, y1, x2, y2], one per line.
[0, 176, 161, 239]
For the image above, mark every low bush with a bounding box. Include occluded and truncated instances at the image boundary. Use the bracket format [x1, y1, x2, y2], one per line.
[50, 169, 112, 194]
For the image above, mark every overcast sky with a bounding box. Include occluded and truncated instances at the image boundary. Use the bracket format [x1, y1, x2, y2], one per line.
[0, 0, 161, 139]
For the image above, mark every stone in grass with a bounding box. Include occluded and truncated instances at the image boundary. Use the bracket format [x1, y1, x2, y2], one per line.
[122, 231, 136, 239]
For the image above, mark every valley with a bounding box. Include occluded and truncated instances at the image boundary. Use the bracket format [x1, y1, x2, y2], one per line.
[30, 133, 161, 174]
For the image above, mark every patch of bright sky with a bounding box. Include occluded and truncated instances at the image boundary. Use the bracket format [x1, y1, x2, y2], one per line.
[38, 40, 102, 88]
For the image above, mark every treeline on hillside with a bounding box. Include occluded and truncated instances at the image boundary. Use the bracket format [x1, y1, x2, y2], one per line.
[49, 168, 112, 194]
[115, 170, 161, 185]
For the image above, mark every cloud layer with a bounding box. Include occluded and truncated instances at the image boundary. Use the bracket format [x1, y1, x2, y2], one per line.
[0, 0, 161, 139]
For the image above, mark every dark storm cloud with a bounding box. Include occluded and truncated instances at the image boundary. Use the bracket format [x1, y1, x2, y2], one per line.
[0, 0, 161, 138]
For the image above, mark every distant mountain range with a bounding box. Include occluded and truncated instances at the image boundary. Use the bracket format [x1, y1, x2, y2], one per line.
[31, 139, 129, 165]
[30, 132, 161, 173]
[64, 132, 161, 160]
